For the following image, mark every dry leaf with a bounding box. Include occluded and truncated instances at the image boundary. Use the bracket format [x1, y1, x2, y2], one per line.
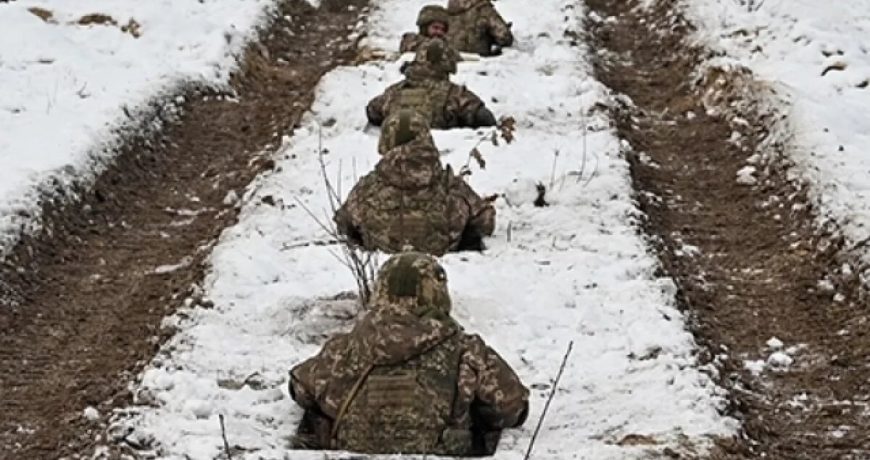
[490, 130, 499, 146]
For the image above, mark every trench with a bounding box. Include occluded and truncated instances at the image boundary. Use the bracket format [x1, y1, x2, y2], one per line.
[0, 0, 367, 457]
[585, 0, 870, 458]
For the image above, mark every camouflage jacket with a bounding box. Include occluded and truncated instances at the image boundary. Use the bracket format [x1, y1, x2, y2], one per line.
[289, 300, 529, 455]
[447, 0, 514, 56]
[365, 77, 485, 130]
[333, 137, 495, 256]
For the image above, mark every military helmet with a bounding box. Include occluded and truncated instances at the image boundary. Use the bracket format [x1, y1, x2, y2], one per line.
[373, 250, 452, 316]
[416, 5, 450, 31]
[378, 109, 430, 155]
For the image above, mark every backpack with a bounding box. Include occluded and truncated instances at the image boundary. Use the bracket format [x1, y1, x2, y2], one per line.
[361, 177, 457, 256]
[387, 83, 451, 129]
[332, 333, 469, 455]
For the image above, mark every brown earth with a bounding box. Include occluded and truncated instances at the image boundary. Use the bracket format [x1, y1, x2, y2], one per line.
[0, 0, 367, 458]
[585, 0, 870, 458]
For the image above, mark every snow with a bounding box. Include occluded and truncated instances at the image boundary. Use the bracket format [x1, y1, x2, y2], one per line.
[684, 0, 870, 268]
[0, 0, 278, 256]
[111, 0, 737, 458]
[84, 406, 101, 422]
[735, 165, 757, 185]
[766, 351, 794, 369]
[765, 336, 783, 350]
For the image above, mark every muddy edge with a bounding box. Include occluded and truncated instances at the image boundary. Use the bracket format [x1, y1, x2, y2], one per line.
[0, 0, 367, 457]
[585, 0, 870, 458]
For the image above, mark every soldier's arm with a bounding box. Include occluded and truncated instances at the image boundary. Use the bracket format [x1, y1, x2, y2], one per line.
[454, 179, 495, 236]
[460, 334, 530, 429]
[366, 93, 387, 126]
[484, 6, 514, 48]
[449, 86, 496, 128]
[333, 176, 374, 246]
[289, 334, 349, 413]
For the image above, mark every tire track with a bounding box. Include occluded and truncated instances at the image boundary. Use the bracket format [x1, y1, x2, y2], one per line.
[585, 0, 870, 458]
[0, 0, 367, 457]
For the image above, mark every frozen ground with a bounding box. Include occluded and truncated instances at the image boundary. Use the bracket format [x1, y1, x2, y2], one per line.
[0, 0, 275, 255]
[112, 0, 737, 458]
[685, 0, 870, 267]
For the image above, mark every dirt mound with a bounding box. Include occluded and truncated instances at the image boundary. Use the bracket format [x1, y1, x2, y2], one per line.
[0, 0, 367, 457]
[586, 0, 870, 458]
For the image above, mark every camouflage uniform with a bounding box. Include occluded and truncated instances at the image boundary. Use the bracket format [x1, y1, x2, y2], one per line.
[335, 111, 495, 256]
[289, 252, 529, 455]
[400, 5, 462, 70]
[447, 0, 514, 56]
[366, 39, 496, 129]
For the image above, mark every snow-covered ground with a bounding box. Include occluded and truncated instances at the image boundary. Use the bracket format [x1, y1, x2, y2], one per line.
[111, 0, 737, 458]
[685, 0, 870, 268]
[0, 0, 275, 255]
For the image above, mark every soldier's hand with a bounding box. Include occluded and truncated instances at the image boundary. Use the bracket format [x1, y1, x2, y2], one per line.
[484, 194, 499, 203]
[490, 45, 503, 56]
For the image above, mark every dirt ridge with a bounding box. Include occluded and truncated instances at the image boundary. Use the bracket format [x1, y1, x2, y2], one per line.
[585, 0, 870, 458]
[0, 0, 367, 457]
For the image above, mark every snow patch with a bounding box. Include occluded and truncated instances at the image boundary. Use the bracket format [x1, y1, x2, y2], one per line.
[0, 0, 277, 258]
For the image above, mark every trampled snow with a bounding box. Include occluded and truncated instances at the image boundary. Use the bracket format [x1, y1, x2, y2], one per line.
[0, 0, 276, 255]
[685, 0, 870, 269]
[111, 0, 737, 458]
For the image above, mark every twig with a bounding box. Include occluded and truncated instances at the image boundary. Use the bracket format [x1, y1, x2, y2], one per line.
[549, 149, 559, 190]
[524, 341, 573, 460]
[576, 106, 588, 185]
[292, 118, 379, 306]
[219, 414, 233, 460]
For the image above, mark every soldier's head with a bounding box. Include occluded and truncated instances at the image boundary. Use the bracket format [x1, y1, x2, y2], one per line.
[373, 250, 452, 317]
[378, 109, 431, 155]
[416, 5, 449, 38]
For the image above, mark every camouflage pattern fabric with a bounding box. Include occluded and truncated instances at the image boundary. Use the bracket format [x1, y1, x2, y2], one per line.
[365, 79, 485, 129]
[447, 0, 514, 56]
[289, 252, 529, 455]
[333, 125, 495, 256]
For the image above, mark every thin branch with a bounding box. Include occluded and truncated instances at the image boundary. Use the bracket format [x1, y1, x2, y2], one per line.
[219, 414, 233, 460]
[524, 341, 573, 460]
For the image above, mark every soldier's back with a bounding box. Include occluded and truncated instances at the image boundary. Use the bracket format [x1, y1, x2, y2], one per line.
[334, 333, 471, 455]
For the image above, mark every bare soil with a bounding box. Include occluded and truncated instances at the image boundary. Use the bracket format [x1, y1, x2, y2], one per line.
[585, 0, 870, 458]
[0, 0, 366, 457]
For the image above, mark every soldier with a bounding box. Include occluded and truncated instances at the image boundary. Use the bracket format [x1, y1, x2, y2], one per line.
[335, 109, 495, 256]
[400, 5, 462, 66]
[366, 39, 496, 129]
[289, 251, 530, 455]
[447, 0, 514, 56]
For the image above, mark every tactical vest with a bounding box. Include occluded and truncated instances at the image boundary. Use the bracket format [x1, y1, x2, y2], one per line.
[387, 83, 451, 129]
[333, 333, 470, 455]
[362, 178, 456, 256]
[447, 7, 490, 55]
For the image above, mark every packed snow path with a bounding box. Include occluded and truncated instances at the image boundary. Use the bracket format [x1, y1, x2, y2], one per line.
[113, 0, 736, 458]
